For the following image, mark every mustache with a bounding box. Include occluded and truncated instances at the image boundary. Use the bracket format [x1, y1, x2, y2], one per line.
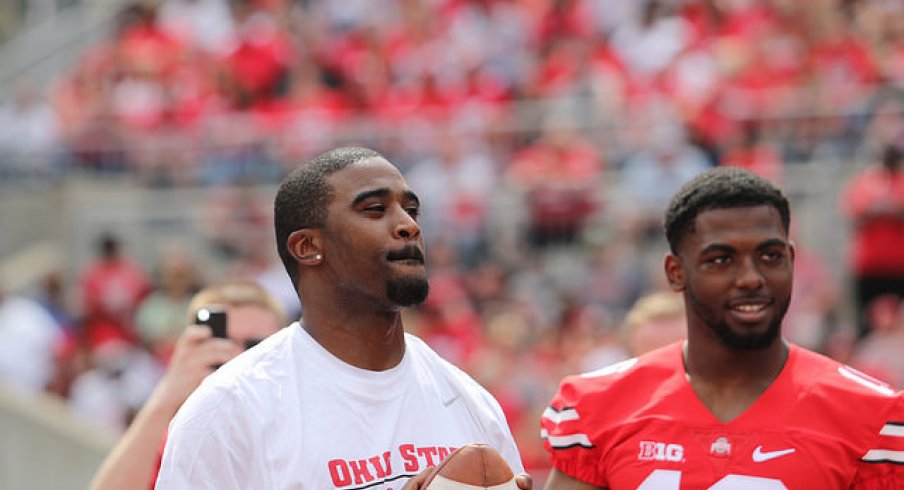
[387, 246, 425, 262]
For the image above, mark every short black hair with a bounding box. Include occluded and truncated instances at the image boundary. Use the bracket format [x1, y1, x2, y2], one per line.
[98, 232, 120, 259]
[274, 147, 385, 289]
[663, 167, 790, 254]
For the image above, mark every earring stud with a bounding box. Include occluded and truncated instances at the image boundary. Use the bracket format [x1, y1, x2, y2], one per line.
[315, 254, 322, 260]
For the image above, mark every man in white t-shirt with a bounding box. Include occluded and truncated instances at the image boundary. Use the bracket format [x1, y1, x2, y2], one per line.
[0, 290, 63, 394]
[156, 147, 530, 489]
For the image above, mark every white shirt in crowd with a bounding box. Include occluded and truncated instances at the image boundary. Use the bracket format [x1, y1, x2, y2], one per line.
[0, 295, 62, 394]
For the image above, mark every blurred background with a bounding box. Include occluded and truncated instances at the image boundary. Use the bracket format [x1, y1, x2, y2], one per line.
[2, 0, 904, 487]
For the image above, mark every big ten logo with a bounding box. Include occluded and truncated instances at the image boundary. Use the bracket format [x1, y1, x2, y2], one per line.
[638, 441, 685, 462]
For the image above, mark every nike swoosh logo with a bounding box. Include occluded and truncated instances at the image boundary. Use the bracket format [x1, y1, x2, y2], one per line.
[752, 445, 796, 462]
[442, 394, 460, 407]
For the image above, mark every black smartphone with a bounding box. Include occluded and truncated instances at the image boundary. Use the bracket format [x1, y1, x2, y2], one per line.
[195, 306, 228, 339]
[243, 338, 263, 350]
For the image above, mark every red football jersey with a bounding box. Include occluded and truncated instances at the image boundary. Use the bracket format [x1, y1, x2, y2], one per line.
[542, 342, 904, 489]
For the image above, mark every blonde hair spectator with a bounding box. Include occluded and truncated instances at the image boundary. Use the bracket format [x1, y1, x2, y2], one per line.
[624, 291, 686, 357]
[187, 280, 286, 327]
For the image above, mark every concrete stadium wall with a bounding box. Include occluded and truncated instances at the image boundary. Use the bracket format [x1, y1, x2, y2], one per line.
[0, 383, 117, 490]
[0, 179, 278, 292]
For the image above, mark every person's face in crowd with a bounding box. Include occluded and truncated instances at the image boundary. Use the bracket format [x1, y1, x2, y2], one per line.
[629, 315, 686, 357]
[225, 304, 283, 347]
[881, 144, 902, 172]
[322, 157, 428, 308]
[667, 205, 794, 350]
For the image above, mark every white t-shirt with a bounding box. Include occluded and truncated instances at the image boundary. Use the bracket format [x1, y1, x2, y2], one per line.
[156, 322, 523, 489]
[0, 296, 62, 394]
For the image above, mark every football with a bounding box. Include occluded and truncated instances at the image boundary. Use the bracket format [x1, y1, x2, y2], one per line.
[422, 443, 519, 489]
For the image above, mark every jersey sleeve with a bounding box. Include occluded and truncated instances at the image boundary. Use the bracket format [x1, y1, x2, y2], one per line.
[851, 393, 904, 490]
[541, 374, 610, 488]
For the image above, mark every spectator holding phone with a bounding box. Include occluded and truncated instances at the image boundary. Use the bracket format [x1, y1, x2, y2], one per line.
[90, 280, 285, 490]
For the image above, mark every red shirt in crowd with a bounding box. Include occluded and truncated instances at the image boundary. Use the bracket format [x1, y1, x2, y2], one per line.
[80, 257, 152, 347]
[843, 165, 904, 277]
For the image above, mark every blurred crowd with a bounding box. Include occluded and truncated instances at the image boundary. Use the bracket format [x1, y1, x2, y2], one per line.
[4, 0, 904, 183]
[2, 0, 904, 479]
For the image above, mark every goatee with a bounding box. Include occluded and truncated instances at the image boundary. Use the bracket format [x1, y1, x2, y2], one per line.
[710, 315, 783, 350]
[687, 287, 790, 351]
[387, 276, 429, 307]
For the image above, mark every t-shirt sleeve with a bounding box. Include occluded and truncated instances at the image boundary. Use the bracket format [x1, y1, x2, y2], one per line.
[154, 385, 255, 489]
[850, 393, 904, 490]
[484, 395, 527, 475]
[541, 375, 608, 488]
[453, 366, 526, 474]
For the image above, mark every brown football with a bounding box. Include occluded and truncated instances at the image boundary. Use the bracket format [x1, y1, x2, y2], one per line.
[422, 443, 518, 489]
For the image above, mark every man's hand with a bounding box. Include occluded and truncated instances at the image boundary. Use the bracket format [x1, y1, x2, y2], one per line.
[401, 467, 434, 489]
[400, 469, 532, 490]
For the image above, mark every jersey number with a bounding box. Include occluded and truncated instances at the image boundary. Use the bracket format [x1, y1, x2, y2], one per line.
[638, 470, 787, 489]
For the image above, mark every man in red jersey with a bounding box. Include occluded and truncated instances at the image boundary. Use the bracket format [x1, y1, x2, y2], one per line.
[842, 142, 904, 339]
[541, 167, 904, 489]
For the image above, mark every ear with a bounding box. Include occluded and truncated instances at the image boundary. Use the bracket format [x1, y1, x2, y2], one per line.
[287, 229, 323, 266]
[664, 253, 686, 292]
[788, 240, 796, 265]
